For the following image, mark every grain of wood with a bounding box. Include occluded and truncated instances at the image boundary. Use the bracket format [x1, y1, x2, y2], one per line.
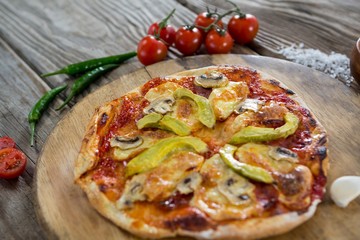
[35, 55, 360, 240]
[0, 0, 359, 239]
[0, 38, 46, 240]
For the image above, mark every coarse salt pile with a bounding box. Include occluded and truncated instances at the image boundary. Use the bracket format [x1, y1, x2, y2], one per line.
[278, 43, 354, 86]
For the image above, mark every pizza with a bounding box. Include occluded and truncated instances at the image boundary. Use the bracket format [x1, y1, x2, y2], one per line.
[74, 65, 328, 239]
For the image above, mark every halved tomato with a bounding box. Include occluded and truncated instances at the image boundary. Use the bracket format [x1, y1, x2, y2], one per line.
[0, 148, 27, 179]
[0, 136, 16, 150]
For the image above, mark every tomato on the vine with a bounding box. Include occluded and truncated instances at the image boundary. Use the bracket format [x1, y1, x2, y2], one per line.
[147, 22, 176, 46]
[205, 29, 234, 54]
[194, 12, 223, 39]
[0, 148, 27, 179]
[0, 136, 16, 150]
[175, 26, 202, 56]
[228, 14, 259, 45]
[137, 35, 168, 66]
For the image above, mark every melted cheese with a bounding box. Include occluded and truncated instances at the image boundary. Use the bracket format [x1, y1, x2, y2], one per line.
[209, 81, 249, 120]
[144, 82, 181, 101]
[116, 151, 204, 209]
[235, 143, 313, 210]
[171, 98, 202, 132]
[191, 154, 259, 221]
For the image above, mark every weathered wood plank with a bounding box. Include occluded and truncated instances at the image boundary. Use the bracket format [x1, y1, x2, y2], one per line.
[0, 38, 46, 240]
[0, 0, 256, 122]
[0, 0, 255, 78]
[178, 0, 360, 58]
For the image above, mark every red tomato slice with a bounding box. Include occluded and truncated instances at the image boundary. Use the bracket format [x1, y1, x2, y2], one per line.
[0, 148, 27, 179]
[0, 136, 16, 150]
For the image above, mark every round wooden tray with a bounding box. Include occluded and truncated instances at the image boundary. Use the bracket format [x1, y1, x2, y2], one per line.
[35, 55, 360, 239]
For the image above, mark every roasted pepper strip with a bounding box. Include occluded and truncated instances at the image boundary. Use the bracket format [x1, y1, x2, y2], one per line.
[126, 136, 208, 177]
[219, 144, 274, 183]
[159, 115, 191, 136]
[137, 113, 191, 136]
[230, 112, 299, 144]
[136, 112, 163, 129]
[174, 88, 215, 128]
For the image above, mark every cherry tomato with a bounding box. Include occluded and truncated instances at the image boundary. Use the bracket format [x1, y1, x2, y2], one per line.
[205, 29, 234, 54]
[0, 136, 16, 150]
[0, 148, 27, 179]
[148, 22, 176, 46]
[195, 12, 223, 39]
[175, 26, 202, 56]
[137, 35, 168, 66]
[228, 14, 259, 45]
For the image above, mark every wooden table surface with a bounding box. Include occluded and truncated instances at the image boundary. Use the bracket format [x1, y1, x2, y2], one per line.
[0, 0, 359, 239]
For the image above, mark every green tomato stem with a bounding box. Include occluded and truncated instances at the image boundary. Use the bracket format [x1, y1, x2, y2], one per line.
[156, 8, 176, 38]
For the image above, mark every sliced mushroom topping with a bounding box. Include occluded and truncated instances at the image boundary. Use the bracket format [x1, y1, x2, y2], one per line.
[218, 175, 253, 205]
[110, 135, 143, 150]
[176, 172, 202, 194]
[269, 146, 298, 163]
[235, 98, 265, 114]
[116, 174, 147, 209]
[194, 71, 229, 88]
[143, 96, 175, 115]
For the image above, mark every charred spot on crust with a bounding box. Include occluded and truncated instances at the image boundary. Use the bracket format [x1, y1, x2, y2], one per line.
[316, 146, 327, 161]
[309, 117, 317, 127]
[261, 119, 285, 128]
[254, 183, 279, 210]
[269, 79, 280, 86]
[276, 171, 304, 196]
[317, 135, 327, 145]
[157, 193, 193, 211]
[285, 88, 295, 95]
[164, 210, 213, 231]
[100, 113, 109, 126]
[99, 184, 107, 192]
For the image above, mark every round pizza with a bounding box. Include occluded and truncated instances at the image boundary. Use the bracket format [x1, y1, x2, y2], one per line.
[74, 65, 328, 239]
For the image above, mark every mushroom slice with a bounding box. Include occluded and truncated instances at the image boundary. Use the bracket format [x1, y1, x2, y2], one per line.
[218, 175, 254, 205]
[176, 172, 202, 194]
[194, 71, 229, 88]
[235, 98, 265, 114]
[268, 146, 298, 163]
[110, 135, 143, 150]
[116, 174, 147, 209]
[143, 96, 175, 115]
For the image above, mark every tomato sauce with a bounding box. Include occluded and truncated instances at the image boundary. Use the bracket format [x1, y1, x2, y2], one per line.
[91, 158, 127, 201]
[312, 172, 327, 200]
[140, 77, 167, 95]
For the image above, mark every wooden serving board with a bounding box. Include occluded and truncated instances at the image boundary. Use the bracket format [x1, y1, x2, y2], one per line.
[35, 55, 360, 240]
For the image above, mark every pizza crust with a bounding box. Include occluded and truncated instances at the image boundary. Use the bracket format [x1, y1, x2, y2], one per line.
[77, 174, 320, 239]
[74, 65, 328, 239]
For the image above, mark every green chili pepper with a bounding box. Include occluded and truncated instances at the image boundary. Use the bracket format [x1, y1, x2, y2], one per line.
[56, 64, 119, 111]
[41, 51, 136, 77]
[28, 84, 67, 146]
